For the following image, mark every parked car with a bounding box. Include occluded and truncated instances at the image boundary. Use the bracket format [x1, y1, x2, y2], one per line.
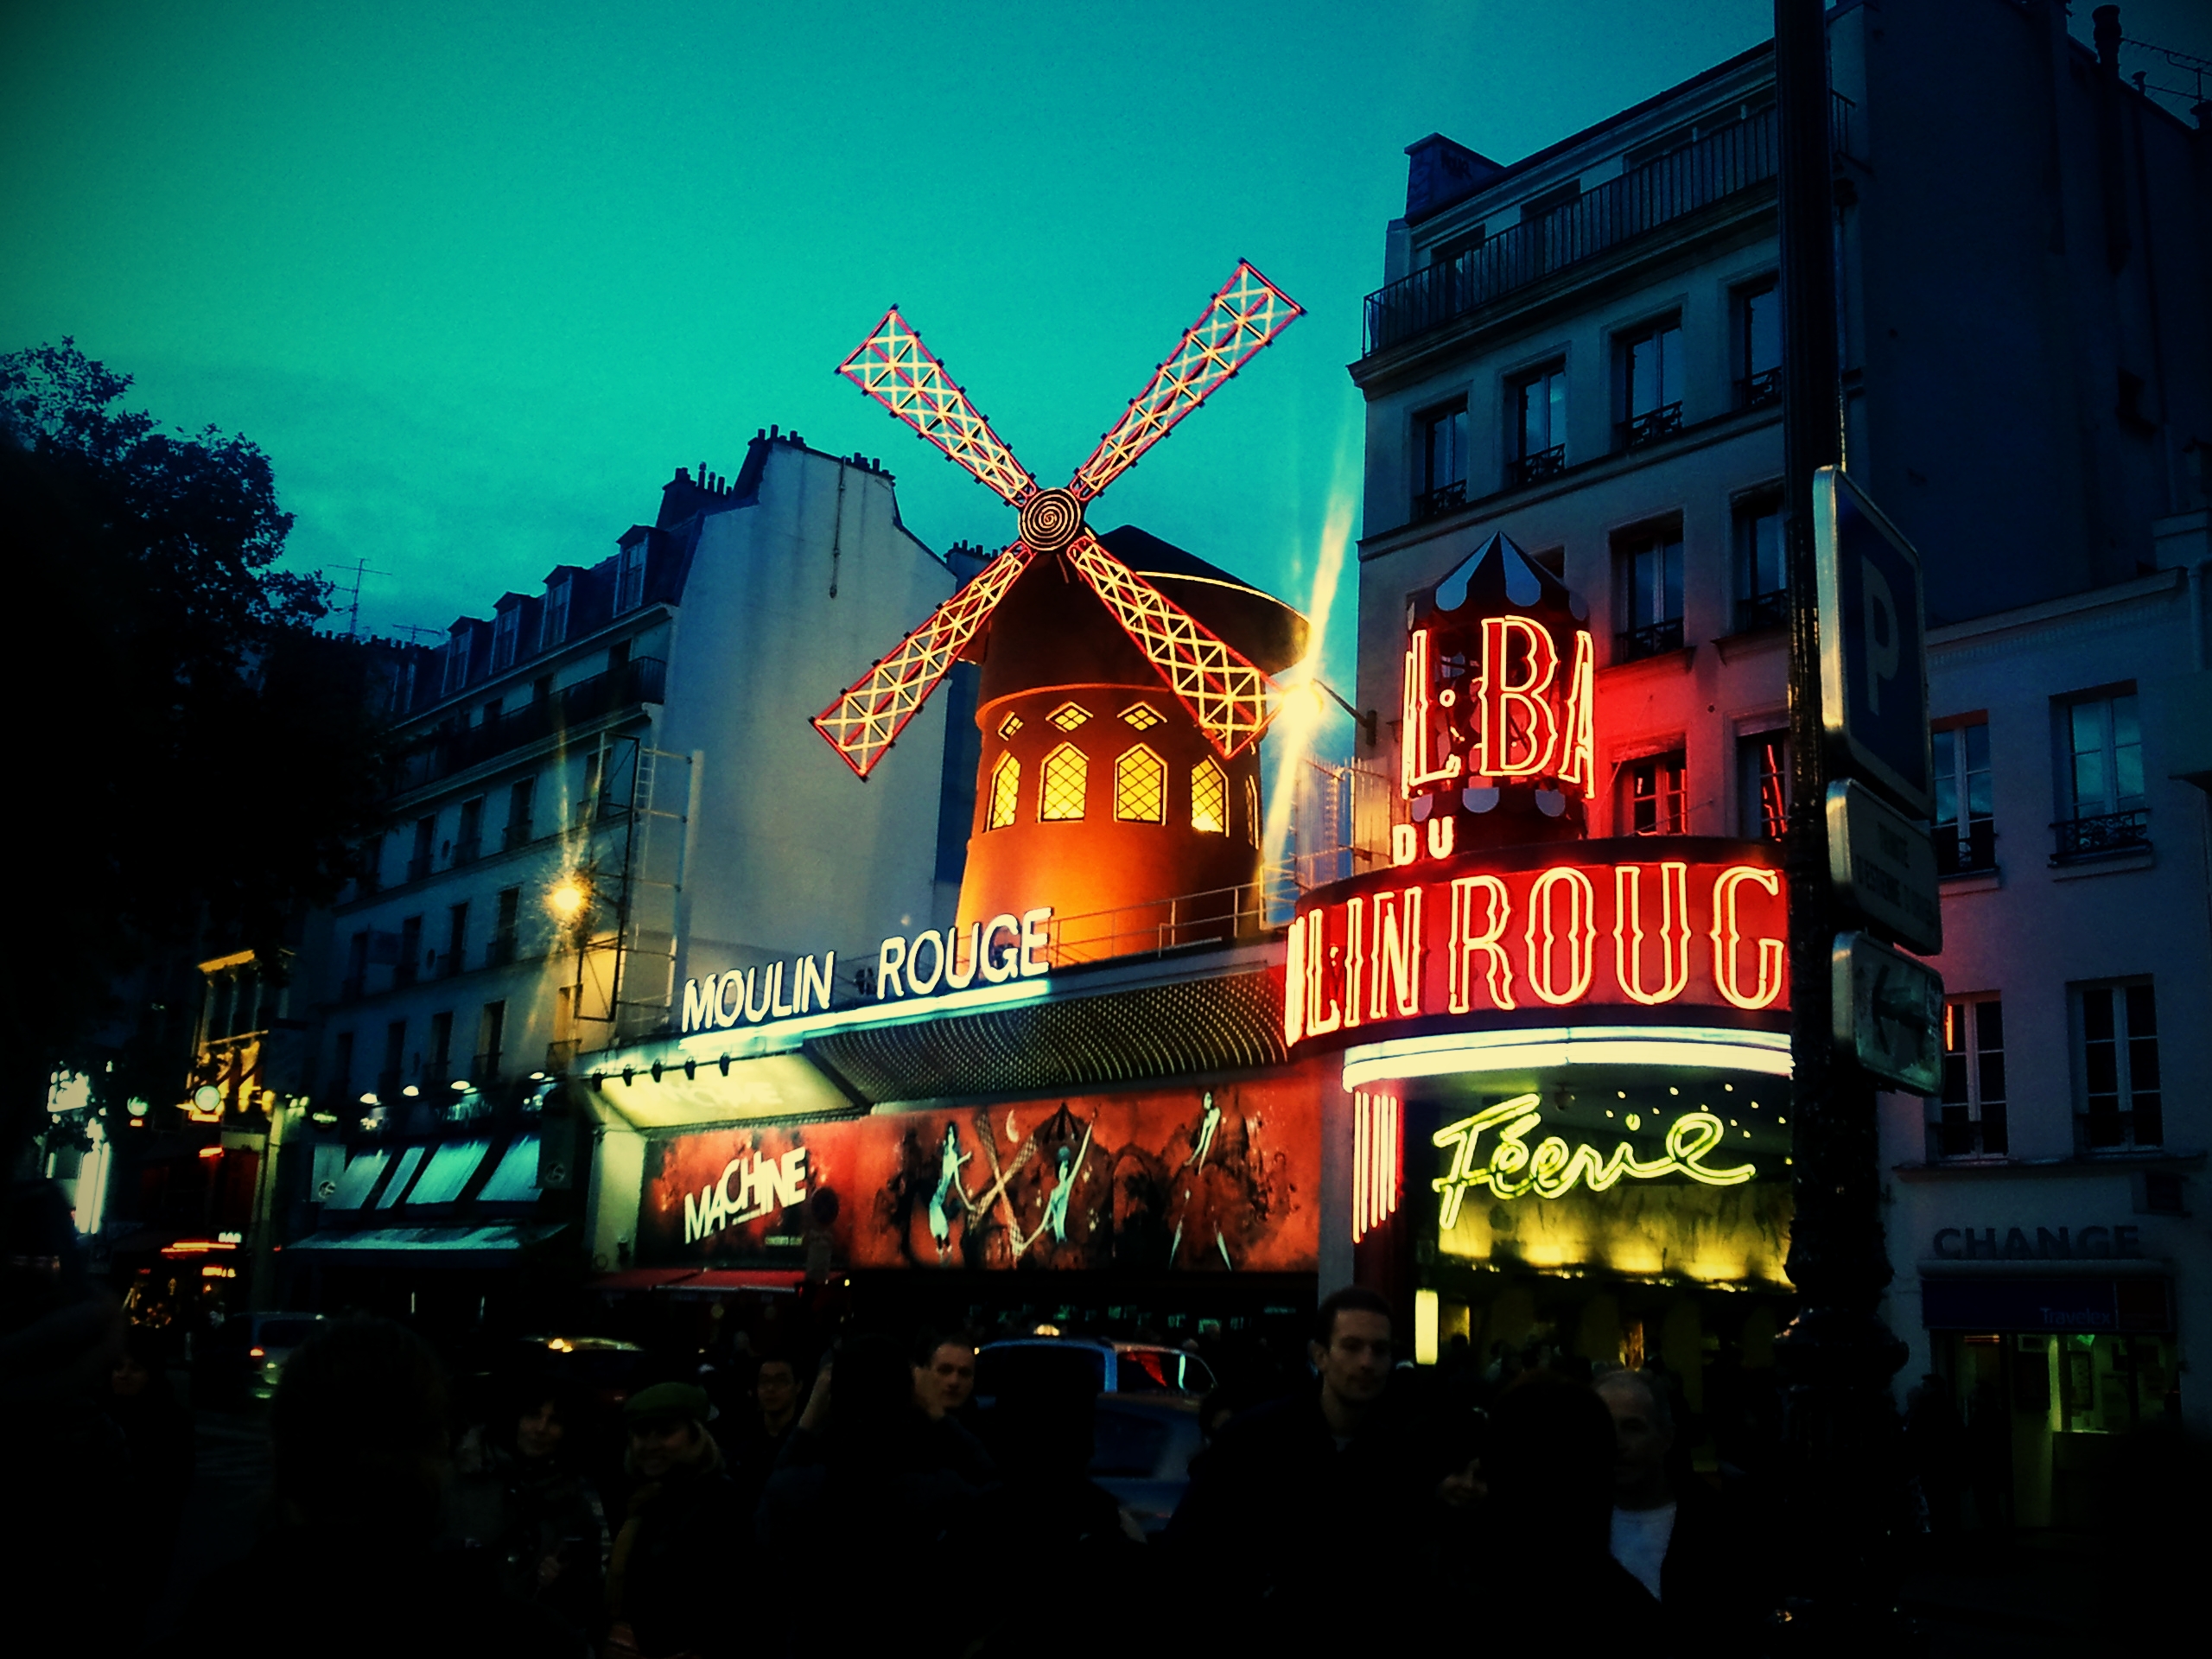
[198, 1311, 327, 1406]
[976, 1337, 1215, 1533]
[976, 1337, 1217, 1402]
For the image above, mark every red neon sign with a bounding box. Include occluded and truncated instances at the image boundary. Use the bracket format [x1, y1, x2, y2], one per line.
[1286, 838, 1789, 1049]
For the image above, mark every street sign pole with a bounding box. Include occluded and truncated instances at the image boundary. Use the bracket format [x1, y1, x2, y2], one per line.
[1774, 0, 1910, 1635]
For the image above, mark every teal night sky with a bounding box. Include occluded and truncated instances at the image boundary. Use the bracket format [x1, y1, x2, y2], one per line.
[5, 1, 2201, 706]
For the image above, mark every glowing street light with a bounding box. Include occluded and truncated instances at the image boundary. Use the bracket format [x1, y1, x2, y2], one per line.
[547, 873, 590, 923]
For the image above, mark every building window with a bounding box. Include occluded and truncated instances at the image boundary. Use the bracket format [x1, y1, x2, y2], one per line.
[1040, 744, 1089, 821]
[490, 887, 519, 967]
[1414, 398, 1468, 519]
[492, 606, 521, 671]
[397, 916, 423, 988]
[1115, 745, 1167, 823]
[332, 1033, 354, 1102]
[1620, 753, 1687, 836]
[1615, 528, 1683, 660]
[1737, 282, 1781, 407]
[1618, 317, 1684, 448]
[1047, 702, 1091, 732]
[1933, 996, 2006, 1159]
[1933, 719, 1995, 874]
[617, 540, 649, 613]
[356, 832, 384, 897]
[997, 712, 1024, 739]
[381, 1020, 406, 1094]
[455, 798, 484, 865]
[429, 1011, 454, 1079]
[1190, 758, 1228, 834]
[1120, 702, 1161, 732]
[476, 1001, 505, 1081]
[408, 815, 435, 881]
[1734, 497, 1786, 632]
[504, 777, 535, 851]
[442, 903, 468, 980]
[1245, 775, 1262, 848]
[1739, 733, 1789, 838]
[541, 578, 571, 650]
[1510, 362, 1567, 485]
[442, 628, 474, 696]
[2056, 690, 2149, 861]
[987, 753, 1021, 830]
[2076, 982, 2160, 1149]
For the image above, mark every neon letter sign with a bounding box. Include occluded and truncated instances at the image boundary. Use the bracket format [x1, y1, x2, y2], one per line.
[1711, 866, 1785, 1010]
[1430, 1095, 1755, 1226]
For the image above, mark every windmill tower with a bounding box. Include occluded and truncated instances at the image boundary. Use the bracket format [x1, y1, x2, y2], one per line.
[812, 264, 1308, 955]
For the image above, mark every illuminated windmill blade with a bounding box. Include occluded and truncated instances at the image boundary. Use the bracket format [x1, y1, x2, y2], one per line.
[1068, 261, 1304, 502]
[836, 308, 1037, 506]
[1063, 531, 1275, 759]
[810, 541, 1034, 778]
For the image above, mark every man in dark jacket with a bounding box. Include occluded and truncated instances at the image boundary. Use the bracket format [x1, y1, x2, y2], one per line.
[606, 1382, 748, 1659]
[1597, 1367, 1769, 1651]
[1164, 1287, 1471, 1646]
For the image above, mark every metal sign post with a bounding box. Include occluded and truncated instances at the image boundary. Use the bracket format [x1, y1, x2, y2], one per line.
[1827, 779, 1942, 956]
[1831, 931, 1943, 1092]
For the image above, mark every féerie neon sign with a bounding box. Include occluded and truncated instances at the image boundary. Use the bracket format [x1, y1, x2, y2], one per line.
[1431, 1095, 1756, 1224]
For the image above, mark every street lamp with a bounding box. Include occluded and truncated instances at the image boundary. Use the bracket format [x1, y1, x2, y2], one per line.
[1276, 676, 1376, 750]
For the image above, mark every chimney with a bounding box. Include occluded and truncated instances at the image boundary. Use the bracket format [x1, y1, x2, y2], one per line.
[2093, 5, 2121, 71]
[2091, 6, 2132, 272]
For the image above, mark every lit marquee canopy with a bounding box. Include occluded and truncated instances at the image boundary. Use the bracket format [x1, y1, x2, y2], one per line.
[812, 263, 1304, 778]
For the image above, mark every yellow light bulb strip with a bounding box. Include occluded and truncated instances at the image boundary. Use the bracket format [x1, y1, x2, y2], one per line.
[1065, 531, 1275, 758]
[1071, 261, 1304, 499]
[811, 540, 1033, 777]
[836, 308, 1036, 505]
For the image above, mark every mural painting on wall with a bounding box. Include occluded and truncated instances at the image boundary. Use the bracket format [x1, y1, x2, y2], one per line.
[638, 1074, 1320, 1273]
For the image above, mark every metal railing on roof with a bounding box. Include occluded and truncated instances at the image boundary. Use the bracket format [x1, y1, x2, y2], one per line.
[1364, 107, 1779, 359]
[391, 658, 666, 793]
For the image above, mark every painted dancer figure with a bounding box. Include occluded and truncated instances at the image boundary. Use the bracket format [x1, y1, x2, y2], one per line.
[1041, 1145, 1077, 1243]
[927, 1124, 969, 1253]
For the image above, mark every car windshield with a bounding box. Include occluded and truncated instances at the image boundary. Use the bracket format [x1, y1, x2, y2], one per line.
[257, 1319, 318, 1347]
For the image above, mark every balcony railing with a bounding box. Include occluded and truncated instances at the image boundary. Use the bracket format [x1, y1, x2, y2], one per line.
[1738, 366, 1782, 410]
[1510, 445, 1567, 486]
[1619, 402, 1683, 451]
[1734, 592, 1789, 633]
[1365, 107, 1777, 357]
[393, 657, 667, 794]
[1413, 480, 1468, 520]
[2051, 809, 2150, 863]
[1936, 819, 1998, 876]
[486, 931, 518, 968]
[1616, 619, 1686, 663]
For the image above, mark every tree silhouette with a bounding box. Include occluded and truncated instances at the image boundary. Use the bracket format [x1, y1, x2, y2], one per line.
[3, 340, 389, 1163]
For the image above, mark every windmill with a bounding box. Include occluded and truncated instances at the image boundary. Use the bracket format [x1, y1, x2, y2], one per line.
[813, 264, 1311, 950]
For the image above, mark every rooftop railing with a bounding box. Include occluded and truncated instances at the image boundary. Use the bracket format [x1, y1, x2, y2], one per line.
[1365, 107, 1778, 359]
[391, 657, 666, 794]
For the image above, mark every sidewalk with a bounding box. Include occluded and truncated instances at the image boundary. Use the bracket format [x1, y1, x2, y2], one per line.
[1897, 1534, 2107, 1656]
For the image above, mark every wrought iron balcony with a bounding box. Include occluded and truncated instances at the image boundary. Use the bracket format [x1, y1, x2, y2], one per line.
[2050, 809, 2150, 863]
[1738, 366, 1782, 409]
[1510, 445, 1567, 486]
[1936, 820, 1998, 876]
[1615, 619, 1685, 664]
[1414, 480, 1468, 521]
[1734, 592, 1789, 633]
[1620, 402, 1684, 451]
[393, 657, 667, 793]
[486, 931, 518, 968]
[1364, 107, 1777, 358]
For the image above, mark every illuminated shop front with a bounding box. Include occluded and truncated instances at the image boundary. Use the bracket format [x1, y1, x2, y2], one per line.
[1293, 533, 1800, 1425]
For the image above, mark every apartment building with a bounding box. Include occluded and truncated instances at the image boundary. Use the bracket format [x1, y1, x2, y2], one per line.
[1346, 0, 2210, 1514]
[279, 431, 963, 1315]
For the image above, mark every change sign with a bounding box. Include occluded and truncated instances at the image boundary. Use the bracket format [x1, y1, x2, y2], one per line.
[1815, 467, 1932, 817]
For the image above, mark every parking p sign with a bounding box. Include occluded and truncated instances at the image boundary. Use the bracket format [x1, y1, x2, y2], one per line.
[1815, 468, 1932, 817]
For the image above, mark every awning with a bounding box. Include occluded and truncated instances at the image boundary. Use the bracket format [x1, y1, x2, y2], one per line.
[583, 1267, 805, 1294]
[282, 1223, 567, 1267]
[669, 1269, 804, 1295]
[586, 1267, 701, 1290]
[1920, 1271, 2171, 1334]
[477, 1135, 541, 1203]
[406, 1138, 491, 1205]
[375, 1146, 429, 1209]
[323, 1149, 390, 1211]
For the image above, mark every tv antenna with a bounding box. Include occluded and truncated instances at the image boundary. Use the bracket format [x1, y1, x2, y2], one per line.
[327, 559, 391, 638]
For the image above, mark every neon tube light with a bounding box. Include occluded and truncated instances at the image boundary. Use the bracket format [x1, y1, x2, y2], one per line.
[1341, 1025, 1792, 1089]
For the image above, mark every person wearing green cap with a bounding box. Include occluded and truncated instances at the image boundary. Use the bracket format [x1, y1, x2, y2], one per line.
[604, 1380, 745, 1658]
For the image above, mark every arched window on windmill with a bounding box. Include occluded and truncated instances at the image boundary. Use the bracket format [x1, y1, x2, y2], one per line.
[1040, 744, 1089, 821]
[988, 752, 1021, 830]
[1115, 745, 1167, 823]
[1191, 758, 1228, 834]
[1243, 775, 1262, 848]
